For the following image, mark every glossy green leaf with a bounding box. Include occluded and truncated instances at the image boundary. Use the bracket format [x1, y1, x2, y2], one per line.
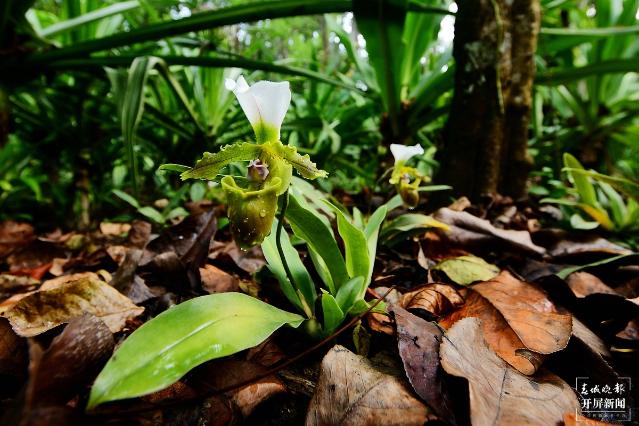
[563, 153, 598, 207]
[321, 292, 344, 336]
[286, 194, 349, 287]
[363, 205, 387, 281]
[262, 219, 316, 317]
[326, 202, 370, 289]
[335, 276, 365, 314]
[88, 293, 303, 409]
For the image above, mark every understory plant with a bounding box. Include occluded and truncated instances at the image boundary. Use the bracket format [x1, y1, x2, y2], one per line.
[543, 153, 639, 233]
[87, 76, 396, 409]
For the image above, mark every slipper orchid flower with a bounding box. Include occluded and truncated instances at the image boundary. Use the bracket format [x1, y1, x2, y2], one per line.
[389, 143, 427, 208]
[180, 76, 326, 248]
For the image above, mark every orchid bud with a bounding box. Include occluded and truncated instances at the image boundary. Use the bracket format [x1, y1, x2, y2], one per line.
[221, 176, 283, 249]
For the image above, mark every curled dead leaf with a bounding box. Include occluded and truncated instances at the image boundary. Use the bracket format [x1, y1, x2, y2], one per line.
[401, 283, 464, 317]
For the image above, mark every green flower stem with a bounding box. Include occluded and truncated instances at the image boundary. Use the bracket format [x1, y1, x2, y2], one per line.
[276, 189, 298, 301]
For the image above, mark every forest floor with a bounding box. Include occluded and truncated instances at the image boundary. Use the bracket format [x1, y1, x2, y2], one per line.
[0, 195, 637, 425]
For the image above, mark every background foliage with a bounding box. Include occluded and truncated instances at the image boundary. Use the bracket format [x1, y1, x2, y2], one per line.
[1, 0, 638, 228]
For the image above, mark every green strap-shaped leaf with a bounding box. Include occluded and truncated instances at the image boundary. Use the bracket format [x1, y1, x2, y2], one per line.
[286, 194, 349, 288]
[181, 142, 262, 180]
[325, 202, 369, 290]
[563, 153, 598, 208]
[335, 276, 365, 315]
[321, 292, 344, 336]
[364, 205, 387, 282]
[262, 219, 316, 317]
[87, 293, 303, 409]
[264, 141, 328, 179]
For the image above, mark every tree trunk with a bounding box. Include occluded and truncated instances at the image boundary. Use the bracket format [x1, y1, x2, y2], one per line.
[436, 0, 540, 200]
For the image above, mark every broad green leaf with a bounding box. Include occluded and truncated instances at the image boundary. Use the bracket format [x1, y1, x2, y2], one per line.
[434, 256, 500, 286]
[363, 205, 387, 282]
[321, 292, 344, 336]
[335, 276, 365, 315]
[286, 194, 349, 287]
[137, 206, 165, 224]
[264, 141, 327, 179]
[308, 247, 335, 294]
[181, 142, 262, 180]
[88, 293, 303, 409]
[112, 189, 140, 209]
[563, 153, 598, 207]
[262, 219, 316, 317]
[326, 202, 370, 289]
[566, 168, 639, 201]
[31, 1, 353, 62]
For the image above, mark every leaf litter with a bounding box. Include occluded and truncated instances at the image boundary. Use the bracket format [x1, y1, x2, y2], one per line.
[0, 197, 637, 425]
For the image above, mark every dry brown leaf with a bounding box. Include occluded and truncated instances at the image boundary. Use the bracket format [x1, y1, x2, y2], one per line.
[26, 314, 114, 406]
[0, 317, 27, 376]
[189, 358, 286, 420]
[209, 240, 266, 274]
[391, 306, 457, 421]
[306, 345, 430, 426]
[200, 264, 239, 294]
[472, 271, 572, 355]
[1, 273, 143, 337]
[440, 318, 580, 425]
[433, 207, 546, 255]
[0, 221, 35, 258]
[440, 288, 544, 375]
[440, 271, 571, 375]
[99, 222, 131, 236]
[567, 272, 618, 298]
[402, 283, 464, 316]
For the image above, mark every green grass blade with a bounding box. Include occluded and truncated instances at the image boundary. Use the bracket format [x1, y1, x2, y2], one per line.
[39, 1, 140, 38]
